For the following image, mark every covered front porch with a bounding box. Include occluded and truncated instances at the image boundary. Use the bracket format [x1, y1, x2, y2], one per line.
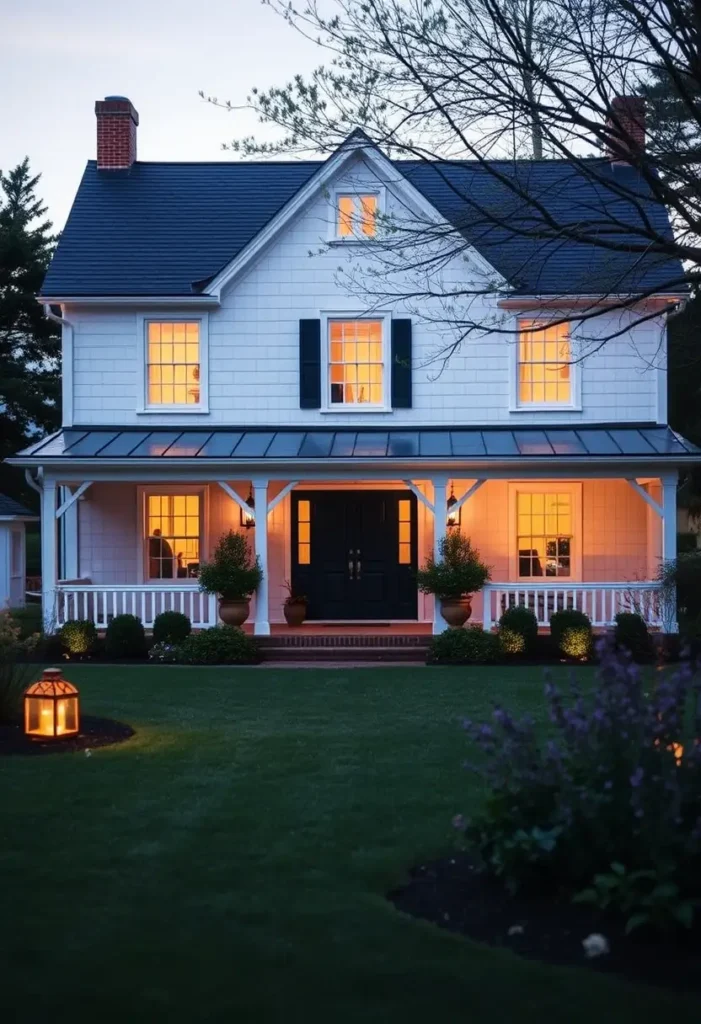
[16, 424, 695, 638]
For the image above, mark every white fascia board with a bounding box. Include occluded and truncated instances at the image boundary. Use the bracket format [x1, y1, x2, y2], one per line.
[498, 294, 687, 309]
[37, 295, 220, 308]
[206, 142, 506, 298]
[9, 455, 701, 478]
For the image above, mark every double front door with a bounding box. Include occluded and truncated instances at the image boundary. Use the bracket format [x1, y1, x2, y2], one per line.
[291, 490, 418, 620]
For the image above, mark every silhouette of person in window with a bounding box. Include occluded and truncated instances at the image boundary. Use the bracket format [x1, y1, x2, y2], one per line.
[149, 528, 174, 579]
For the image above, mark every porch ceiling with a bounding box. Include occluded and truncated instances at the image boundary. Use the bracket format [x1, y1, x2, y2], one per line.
[13, 424, 701, 466]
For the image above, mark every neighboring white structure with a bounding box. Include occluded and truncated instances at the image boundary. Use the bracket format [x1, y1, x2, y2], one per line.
[0, 494, 37, 610]
[9, 96, 701, 634]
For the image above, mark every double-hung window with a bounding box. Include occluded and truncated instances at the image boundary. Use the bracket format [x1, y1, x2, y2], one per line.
[142, 318, 207, 410]
[517, 319, 572, 407]
[145, 493, 202, 580]
[328, 319, 384, 406]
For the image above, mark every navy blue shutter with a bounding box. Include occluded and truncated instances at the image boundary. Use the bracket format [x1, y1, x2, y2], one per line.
[299, 319, 322, 409]
[391, 319, 412, 408]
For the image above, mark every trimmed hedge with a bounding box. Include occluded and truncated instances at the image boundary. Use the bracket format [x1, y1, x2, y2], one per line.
[498, 605, 538, 655]
[176, 626, 259, 665]
[614, 612, 654, 662]
[549, 608, 593, 659]
[105, 614, 146, 659]
[153, 611, 192, 646]
[59, 618, 98, 656]
[427, 626, 501, 665]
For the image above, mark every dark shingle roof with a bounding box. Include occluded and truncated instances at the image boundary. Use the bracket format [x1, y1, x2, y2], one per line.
[0, 493, 35, 517]
[42, 155, 681, 298]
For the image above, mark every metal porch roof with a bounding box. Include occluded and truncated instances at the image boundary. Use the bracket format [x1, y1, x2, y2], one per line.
[15, 425, 701, 463]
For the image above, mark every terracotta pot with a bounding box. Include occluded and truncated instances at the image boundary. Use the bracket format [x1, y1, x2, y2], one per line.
[283, 601, 307, 627]
[440, 596, 472, 628]
[219, 598, 250, 627]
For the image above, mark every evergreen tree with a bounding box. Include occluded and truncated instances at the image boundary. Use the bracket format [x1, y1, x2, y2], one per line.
[0, 158, 60, 504]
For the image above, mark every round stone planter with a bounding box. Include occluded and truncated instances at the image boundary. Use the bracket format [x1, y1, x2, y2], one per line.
[219, 598, 250, 627]
[440, 596, 473, 628]
[283, 602, 307, 627]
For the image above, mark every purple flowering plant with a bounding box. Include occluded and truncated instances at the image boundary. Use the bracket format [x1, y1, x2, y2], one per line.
[460, 639, 701, 910]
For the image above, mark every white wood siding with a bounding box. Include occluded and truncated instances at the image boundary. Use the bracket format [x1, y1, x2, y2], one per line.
[65, 158, 664, 428]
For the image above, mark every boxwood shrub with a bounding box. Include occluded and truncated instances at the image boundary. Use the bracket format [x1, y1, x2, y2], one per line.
[614, 612, 654, 663]
[58, 618, 98, 656]
[498, 605, 538, 655]
[153, 610, 192, 646]
[549, 608, 593, 659]
[176, 626, 259, 665]
[427, 626, 501, 665]
[105, 613, 146, 659]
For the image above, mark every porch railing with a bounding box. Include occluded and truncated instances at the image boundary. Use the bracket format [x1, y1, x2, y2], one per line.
[54, 583, 219, 630]
[481, 582, 667, 631]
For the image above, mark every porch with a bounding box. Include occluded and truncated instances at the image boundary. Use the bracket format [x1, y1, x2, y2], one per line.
[20, 424, 691, 638]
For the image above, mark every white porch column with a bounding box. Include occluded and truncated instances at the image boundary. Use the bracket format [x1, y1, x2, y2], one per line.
[661, 472, 678, 633]
[59, 486, 79, 580]
[41, 477, 58, 631]
[253, 478, 270, 636]
[432, 474, 449, 634]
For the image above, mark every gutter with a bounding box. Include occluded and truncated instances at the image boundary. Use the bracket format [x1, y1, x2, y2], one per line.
[43, 304, 74, 426]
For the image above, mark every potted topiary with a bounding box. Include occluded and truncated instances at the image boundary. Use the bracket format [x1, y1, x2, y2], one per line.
[198, 530, 263, 627]
[416, 532, 491, 627]
[283, 580, 308, 627]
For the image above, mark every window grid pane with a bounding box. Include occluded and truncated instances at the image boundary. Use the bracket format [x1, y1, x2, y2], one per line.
[147, 494, 201, 579]
[329, 320, 383, 405]
[517, 492, 572, 578]
[147, 321, 200, 406]
[518, 320, 571, 405]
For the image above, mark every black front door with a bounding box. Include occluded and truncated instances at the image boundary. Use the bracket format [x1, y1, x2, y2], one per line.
[291, 490, 418, 620]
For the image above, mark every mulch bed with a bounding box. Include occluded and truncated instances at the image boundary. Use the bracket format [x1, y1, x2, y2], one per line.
[0, 715, 135, 756]
[388, 853, 701, 992]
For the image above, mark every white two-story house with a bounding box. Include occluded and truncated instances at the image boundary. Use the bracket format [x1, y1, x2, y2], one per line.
[11, 96, 701, 636]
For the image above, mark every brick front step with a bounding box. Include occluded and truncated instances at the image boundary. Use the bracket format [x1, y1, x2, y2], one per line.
[257, 633, 430, 649]
[259, 645, 428, 662]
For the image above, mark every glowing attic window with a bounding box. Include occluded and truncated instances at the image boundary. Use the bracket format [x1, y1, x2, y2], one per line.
[336, 194, 378, 238]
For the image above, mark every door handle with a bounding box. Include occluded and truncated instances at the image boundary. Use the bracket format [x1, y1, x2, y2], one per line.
[348, 549, 355, 579]
[356, 548, 361, 579]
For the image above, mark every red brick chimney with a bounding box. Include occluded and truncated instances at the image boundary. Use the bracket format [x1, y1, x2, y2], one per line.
[95, 96, 139, 170]
[606, 96, 645, 164]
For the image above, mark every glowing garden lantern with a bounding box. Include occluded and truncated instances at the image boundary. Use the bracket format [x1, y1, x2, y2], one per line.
[24, 668, 80, 740]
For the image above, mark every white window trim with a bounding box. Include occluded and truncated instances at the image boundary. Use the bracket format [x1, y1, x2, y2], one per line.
[136, 484, 209, 585]
[509, 316, 582, 413]
[327, 186, 385, 243]
[507, 482, 583, 582]
[136, 313, 210, 415]
[320, 310, 391, 413]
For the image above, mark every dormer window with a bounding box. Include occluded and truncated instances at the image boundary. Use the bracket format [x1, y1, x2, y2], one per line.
[335, 193, 378, 239]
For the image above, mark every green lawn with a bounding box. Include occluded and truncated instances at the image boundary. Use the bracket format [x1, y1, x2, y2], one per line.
[1, 664, 695, 1023]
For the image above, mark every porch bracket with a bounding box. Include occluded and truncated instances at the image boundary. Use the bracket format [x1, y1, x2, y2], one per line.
[55, 481, 92, 520]
[267, 481, 300, 515]
[625, 478, 663, 518]
[217, 480, 256, 522]
[452, 479, 486, 515]
[402, 480, 434, 515]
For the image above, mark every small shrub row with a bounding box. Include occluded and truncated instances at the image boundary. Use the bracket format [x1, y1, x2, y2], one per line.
[148, 626, 259, 665]
[429, 607, 656, 664]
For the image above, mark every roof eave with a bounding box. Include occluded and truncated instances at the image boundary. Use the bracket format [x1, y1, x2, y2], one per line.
[37, 295, 220, 308]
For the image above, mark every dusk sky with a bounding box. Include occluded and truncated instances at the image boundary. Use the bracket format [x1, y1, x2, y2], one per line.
[0, 0, 319, 228]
